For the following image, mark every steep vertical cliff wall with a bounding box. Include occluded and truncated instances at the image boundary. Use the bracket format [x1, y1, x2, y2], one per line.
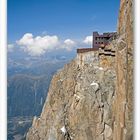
[112, 0, 133, 139]
[26, 0, 133, 139]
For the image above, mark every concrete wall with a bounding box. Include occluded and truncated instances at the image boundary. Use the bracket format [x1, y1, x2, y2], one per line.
[76, 51, 99, 67]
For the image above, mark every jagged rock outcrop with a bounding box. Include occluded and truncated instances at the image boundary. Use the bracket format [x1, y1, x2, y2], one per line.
[27, 57, 116, 140]
[26, 0, 133, 139]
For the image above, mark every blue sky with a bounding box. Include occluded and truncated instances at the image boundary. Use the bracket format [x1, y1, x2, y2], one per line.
[8, 0, 120, 57]
[8, 0, 120, 42]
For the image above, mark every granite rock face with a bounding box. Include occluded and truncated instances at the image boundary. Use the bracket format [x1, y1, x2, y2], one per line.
[26, 0, 133, 139]
[27, 58, 116, 140]
[112, 0, 133, 139]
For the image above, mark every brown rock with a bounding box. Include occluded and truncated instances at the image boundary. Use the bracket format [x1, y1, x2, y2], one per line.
[26, 0, 133, 139]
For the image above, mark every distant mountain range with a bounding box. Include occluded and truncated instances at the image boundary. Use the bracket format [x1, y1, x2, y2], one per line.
[7, 47, 76, 139]
[8, 56, 72, 117]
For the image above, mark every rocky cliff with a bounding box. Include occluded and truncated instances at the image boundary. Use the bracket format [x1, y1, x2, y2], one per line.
[112, 0, 133, 139]
[26, 0, 133, 139]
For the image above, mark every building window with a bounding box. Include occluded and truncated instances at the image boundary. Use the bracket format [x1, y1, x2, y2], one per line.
[102, 42, 103, 44]
[95, 37, 97, 40]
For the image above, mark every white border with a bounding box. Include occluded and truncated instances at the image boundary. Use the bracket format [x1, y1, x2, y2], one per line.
[0, 0, 139, 139]
[135, 0, 140, 139]
[0, 0, 7, 139]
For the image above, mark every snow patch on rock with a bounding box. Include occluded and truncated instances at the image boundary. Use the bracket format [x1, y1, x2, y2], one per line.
[60, 126, 66, 134]
[99, 67, 103, 70]
[90, 81, 98, 86]
[90, 81, 99, 91]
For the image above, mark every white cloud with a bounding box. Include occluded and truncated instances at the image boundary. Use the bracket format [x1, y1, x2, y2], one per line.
[16, 33, 59, 56]
[8, 44, 15, 52]
[64, 39, 75, 46]
[16, 33, 77, 56]
[63, 39, 76, 51]
[83, 36, 93, 45]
